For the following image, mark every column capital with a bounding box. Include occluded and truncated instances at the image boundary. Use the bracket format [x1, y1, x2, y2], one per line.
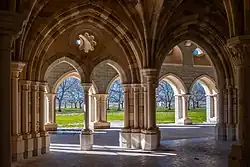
[11, 62, 25, 74]
[140, 69, 158, 77]
[81, 82, 92, 91]
[20, 80, 31, 87]
[0, 11, 25, 36]
[46, 93, 56, 98]
[227, 35, 250, 67]
[31, 81, 40, 91]
[180, 94, 191, 100]
[39, 82, 48, 92]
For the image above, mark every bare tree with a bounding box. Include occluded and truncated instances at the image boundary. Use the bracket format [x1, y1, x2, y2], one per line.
[156, 80, 174, 110]
[108, 80, 124, 111]
[189, 82, 206, 109]
[56, 78, 78, 112]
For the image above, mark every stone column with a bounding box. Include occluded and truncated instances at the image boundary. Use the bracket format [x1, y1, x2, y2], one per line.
[226, 87, 237, 141]
[215, 88, 227, 140]
[131, 84, 141, 149]
[20, 80, 33, 158]
[91, 94, 110, 129]
[181, 94, 192, 125]
[206, 94, 214, 123]
[133, 84, 140, 129]
[0, 10, 23, 167]
[45, 93, 57, 131]
[120, 84, 132, 148]
[227, 36, 250, 166]
[174, 95, 183, 124]
[140, 69, 160, 151]
[11, 62, 25, 161]
[31, 82, 42, 156]
[123, 84, 130, 129]
[80, 83, 93, 150]
[143, 84, 148, 129]
[39, 83, 50, 154]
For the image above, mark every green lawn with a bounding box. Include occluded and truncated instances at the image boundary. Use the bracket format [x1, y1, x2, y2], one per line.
[56, 108, 206, 128]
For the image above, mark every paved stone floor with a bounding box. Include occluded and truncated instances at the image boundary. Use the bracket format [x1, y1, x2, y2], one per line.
[13, 125, 232, 167]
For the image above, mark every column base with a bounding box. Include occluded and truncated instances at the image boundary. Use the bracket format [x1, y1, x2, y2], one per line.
[32, 133, 42, 156]
[131, 129, 141, 149]
[119, 128, 131, 148]
[228, 144, 249, 167]
[177, 118, 193, 125]
[215, 123, 227, 140]
[90, 121, 110, 129]
[226, 124, 237, 141]
[12, 135, 24, 162]
[141, 129, 159, 151]
[80, 130, 93, 150]
[23, 134, 34, 159]
[45, 123, 57, 131]
[40, 132, 50, 154]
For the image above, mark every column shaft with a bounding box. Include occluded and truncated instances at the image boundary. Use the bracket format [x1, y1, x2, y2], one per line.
[21, 81, 31, 134]
[143, 85, 148, 129]
[39, 83, 46, 134]
[146, 78, 156, 129]
[47, 93, 56, 123]
[123, 85, 130, 128]
[11, 73, 19, 135]
[133, 85, 140, 129]
[82, 83, 92, 131]
[31, 82, 39, 134]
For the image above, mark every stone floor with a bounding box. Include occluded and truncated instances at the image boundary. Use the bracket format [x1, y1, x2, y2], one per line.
[12, 125, 232, 167]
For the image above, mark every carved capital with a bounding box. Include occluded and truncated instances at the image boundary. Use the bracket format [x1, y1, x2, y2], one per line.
[227, 36, 250, 67]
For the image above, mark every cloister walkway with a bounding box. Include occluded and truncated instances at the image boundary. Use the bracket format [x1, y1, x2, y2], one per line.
[12, 124, 231, 167]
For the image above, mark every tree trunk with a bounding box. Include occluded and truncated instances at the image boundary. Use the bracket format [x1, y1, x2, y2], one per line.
[74, 102, 77, 108]
[58, 100, 62, 112]
[117, 101, 121, 111]
[196, 101, 199, 108]
[64, 102, 67, 108]
[71, 103, 73, 108]
[193, 100, 195, 109]
[168, 102, 171, 110]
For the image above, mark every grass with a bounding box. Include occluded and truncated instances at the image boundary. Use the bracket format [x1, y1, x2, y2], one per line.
[56, 107, 206, 128]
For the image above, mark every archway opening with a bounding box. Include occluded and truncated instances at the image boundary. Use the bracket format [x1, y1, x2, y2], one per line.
[156, 74, 187, 124]
[55, 77, 85, 128]
[189, 76, 218, 124]
[107, 77, 124, 123]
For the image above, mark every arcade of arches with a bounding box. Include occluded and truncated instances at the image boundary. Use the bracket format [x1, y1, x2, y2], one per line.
[1, 1, 250, 167]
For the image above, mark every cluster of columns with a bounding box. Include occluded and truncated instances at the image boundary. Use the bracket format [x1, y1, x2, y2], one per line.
[44, 93, 57, 131]
[11, 68, 50, 161]
[174, 94, 192, 125]
[89, 93, 110, 129]
[120, 69, 160, 150]
[227, 37, 250, 166]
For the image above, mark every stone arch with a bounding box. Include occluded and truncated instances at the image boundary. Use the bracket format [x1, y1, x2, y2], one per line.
[52, 70, 98, 94]
[52, 71, 81, 93]
[23, 3, 141, 83]
[105, 75, 121, 94]
[159, 73, 187, 95]
[43, 56, 85, 83]
[90, 59, 128, 94]
[164, 45, 183, 65]
[155, 22, 235, 90]
[189, 75, 218, 95]
[189, 75, 218, 123]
